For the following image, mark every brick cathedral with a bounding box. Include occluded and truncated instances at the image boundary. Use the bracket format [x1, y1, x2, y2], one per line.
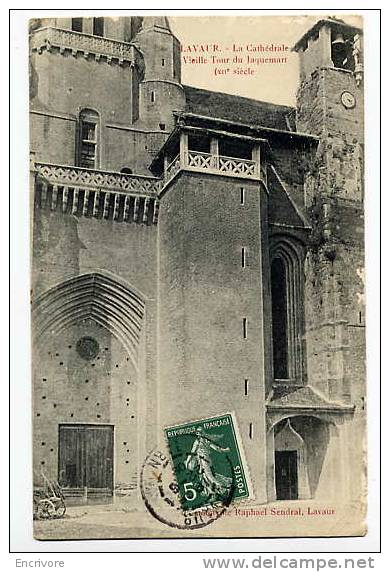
[30, 16, 365, 507]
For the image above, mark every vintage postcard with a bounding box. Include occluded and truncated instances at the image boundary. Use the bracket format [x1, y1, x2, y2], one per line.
[30, 13, 367, 540]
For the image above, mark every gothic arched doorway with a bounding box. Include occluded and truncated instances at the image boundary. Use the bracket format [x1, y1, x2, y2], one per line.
[32, 272, 146, 503]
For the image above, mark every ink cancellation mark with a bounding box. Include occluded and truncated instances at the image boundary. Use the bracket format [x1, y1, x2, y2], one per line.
[140, 449, 231, 530]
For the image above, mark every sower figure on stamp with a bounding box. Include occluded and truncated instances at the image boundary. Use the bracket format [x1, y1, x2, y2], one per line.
[185, 427, 233, 501]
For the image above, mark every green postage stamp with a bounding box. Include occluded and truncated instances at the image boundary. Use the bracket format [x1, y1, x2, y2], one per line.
[164, 413, 252, 511]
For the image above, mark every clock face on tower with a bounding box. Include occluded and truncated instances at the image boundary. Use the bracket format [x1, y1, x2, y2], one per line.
[341, 91, 356, 109]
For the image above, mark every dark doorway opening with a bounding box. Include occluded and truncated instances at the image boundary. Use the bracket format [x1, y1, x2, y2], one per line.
[275, 450, 298, 500]
[271, 257, 288, 379]
[58, 424, 114, 499]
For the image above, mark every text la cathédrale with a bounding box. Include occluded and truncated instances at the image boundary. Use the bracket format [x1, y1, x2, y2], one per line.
[181, 43, 289, 54]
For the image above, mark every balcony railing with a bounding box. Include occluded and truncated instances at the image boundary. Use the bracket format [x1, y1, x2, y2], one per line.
[217, 155, 257, 177]
[30, 27, 137, 66]
[35, 163, 162, 196]
[187, 151, 216, 170]
[165, 155, 182, 183]
[164, 150, 261, 186]
[33, 162, 163, 224]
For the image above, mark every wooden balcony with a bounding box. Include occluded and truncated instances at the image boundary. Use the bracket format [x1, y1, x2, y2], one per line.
[165, 151, 260, 185]
[162, 131, 267, 190]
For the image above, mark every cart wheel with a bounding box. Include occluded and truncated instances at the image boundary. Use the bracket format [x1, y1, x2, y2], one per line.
[55, 500, 66, 518]
[33, 499, 39, 520]
[38, 500, 56, 519]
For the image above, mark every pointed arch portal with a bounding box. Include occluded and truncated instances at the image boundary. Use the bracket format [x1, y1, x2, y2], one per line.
[32, 272, 145, 371]
[32, 272, 147, 500]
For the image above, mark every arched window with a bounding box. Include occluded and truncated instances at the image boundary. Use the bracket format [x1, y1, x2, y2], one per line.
[120, 167, 133, 174]
[270, 239, 305, 384]
[77, 109, 99, 169]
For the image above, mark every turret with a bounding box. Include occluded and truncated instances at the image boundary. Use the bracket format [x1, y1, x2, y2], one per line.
[133, 16, 186, 131]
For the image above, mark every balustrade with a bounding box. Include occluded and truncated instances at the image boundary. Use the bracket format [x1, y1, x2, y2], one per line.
[30, 27, 137, 65]
[33, 162, 161, 224]
[164, 150, 261, 184]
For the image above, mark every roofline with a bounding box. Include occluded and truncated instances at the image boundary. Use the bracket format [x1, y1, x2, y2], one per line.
[174, 112, 319, 141]
[269, 165, 312, 230]
[183, 84, 296, 112]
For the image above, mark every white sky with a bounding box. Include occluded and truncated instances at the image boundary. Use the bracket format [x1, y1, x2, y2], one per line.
[169, 15, 362, 107]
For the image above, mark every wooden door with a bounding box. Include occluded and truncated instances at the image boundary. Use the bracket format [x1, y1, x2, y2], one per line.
[275, 450, 298, 500]
[58, 424, 113, 496]
[58, 425, 85, 489]
[85, 425, 113, 491]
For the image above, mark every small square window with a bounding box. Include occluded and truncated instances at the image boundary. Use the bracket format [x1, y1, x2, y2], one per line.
[93, 17, 104, 37]
[71, 18, 83, 33]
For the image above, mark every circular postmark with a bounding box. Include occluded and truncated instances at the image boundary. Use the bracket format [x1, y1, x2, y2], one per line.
[140, 448, 234, 530]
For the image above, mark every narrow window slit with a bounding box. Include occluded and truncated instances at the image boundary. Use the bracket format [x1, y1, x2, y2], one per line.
[244, 379, 249, 396]
[241, 247, 246, 268]
[249, 423, 253, 439]
[240, 187, 245, 205]
[243, 318, 247, 339]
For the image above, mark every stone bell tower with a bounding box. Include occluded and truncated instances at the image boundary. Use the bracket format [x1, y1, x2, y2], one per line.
[293, 17, 365, 502]
[293, 17, 364, 207]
